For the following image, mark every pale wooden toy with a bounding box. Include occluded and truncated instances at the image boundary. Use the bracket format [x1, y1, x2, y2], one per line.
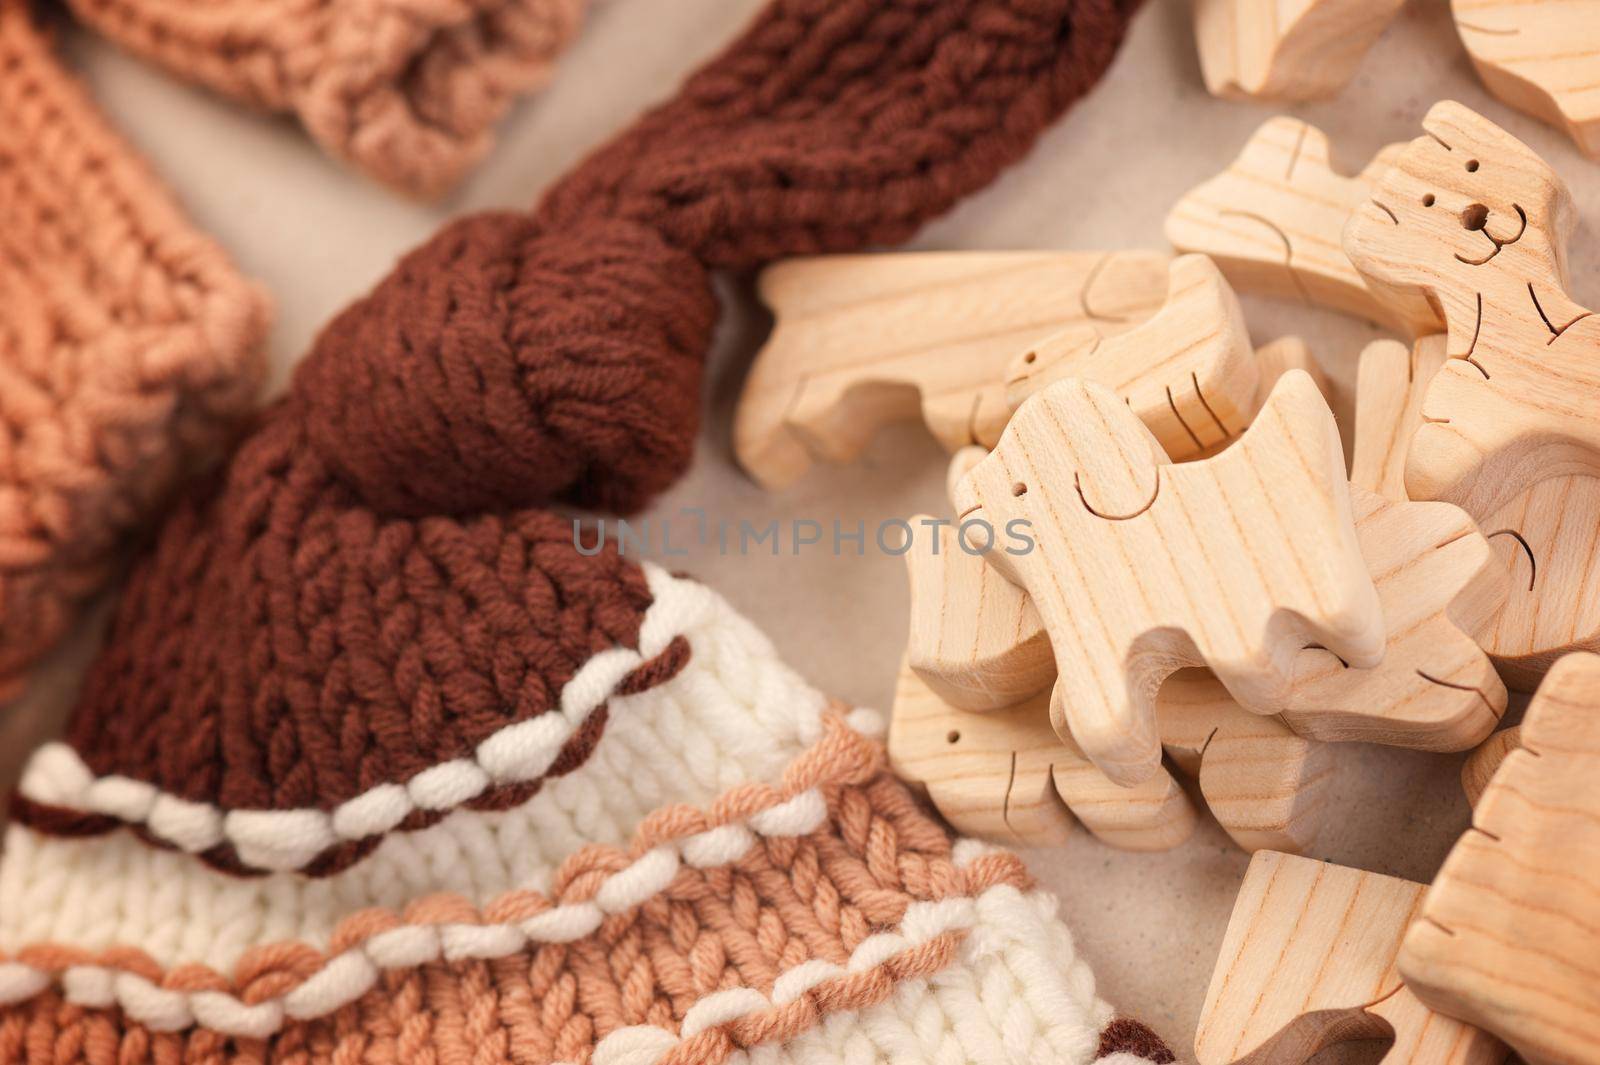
[1197, 850, 1506, 1065]
[733, 250, 1169, 489]
[1460, 724, 1520, 806]
[1400, 653, 1600, 1065]
[999, 254, 1261, 460]
[1345, 107, 1600, 685]
[1194, 0, 1406, 102]
[951, 370, 1384, 785]
[890, 658, 1336, 853]
[1344, 101, 1600, 525]
[1454, 0, 1600, 159]
[1166, 117, 1439, 336]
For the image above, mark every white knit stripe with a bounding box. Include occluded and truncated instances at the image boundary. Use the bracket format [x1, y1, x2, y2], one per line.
[14, 565, 731, 873]
[0, 569, 867, 976]
[0, 778, 842, 1033]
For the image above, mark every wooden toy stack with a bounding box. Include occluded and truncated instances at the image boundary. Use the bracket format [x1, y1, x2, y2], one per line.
[735, 101, 1600, 1063]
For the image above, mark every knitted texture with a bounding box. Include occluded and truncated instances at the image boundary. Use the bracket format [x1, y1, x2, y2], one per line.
[0, 1, 1156, 1058]
[1, 568, 1174, 1063]
[0, 0, 268, 701]
[62, 0, 588, 197]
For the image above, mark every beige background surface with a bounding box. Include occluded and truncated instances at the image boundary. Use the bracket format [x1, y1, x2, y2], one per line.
[8, 0, 1596, 1056]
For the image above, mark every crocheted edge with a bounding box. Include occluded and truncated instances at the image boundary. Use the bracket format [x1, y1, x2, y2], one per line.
[13, 565, 717, 875]
[0, 707, 906, 1036]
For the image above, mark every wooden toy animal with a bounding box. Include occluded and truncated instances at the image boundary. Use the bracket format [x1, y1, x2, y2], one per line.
[1167, 117, 1438, 336]
[1344, 100, 1595, 525]
[1193, 0, 1407, 101]
[951, 370, 1383, 785]
[1454, 0, 1600, 159]
[1400, 652, 1600, 1065]
[1197, 851, 1506, 1065]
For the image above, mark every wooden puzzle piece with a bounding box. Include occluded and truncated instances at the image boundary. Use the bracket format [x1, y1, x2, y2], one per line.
[890, 659, 1335, 854]
[951, 371, 1383, 785]
[904, 515, 1054, 712]
[1347, 297, 1600, 691]
[1460, 724, 1520, 807]
[1454, 0, 1600, 159]
[733, 250, 1170, 488]
[1197, 851, 1506, 1065]
[1344, 101, 1600, 524]
[1166, 118, 1439, 336]
[1283, 337, 1508, 750]
[1194, 0, 1407, 102]
[1002, 254, 1262, 459]
[1400, 652, 1600, 1065]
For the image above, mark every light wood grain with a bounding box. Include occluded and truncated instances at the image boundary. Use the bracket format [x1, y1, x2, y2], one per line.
[733, 250, 1169, 488]
[1197, 850, 1507, 1065]
[1003, 254, 1261, 460]
[1344, 101, 1599, 524]
[1400, 652, 1600, 1065]
[1167, 117, 1439, 336]
[1193, 0, 1407, 101]
[1283, 337, 1508, 750]
[1460, 724, 1520, 807]
[1454, 0, 1600, 159]
[952, 371, 1383, 785]
[904, 515, 1053, 712]
[889, 658, 1336, 854]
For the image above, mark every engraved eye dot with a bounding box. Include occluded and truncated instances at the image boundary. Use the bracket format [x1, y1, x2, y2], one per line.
[1461, 203, 1489, 231]
[1466, 159, 1480, 172]
[946, 730, 961, 744]
[1422, 194, 1436, 207]
[1012, 481, 1027, 497]
[1023, 352, 1037, 364]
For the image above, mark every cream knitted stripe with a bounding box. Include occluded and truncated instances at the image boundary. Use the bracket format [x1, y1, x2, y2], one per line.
[0, 572, 855, 974]
[0, 845, 1016, 1040]
[15, 565, 852, 873]
[0, 713, 899, 1034]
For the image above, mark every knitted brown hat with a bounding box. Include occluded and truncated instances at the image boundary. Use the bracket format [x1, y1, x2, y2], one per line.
[63, 0, 588, 197]
[0, 0, 1154, 1060]
[0, 0, 269, 701]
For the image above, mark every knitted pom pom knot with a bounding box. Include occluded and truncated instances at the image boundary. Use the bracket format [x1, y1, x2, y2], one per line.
[296, 212, 715, 516]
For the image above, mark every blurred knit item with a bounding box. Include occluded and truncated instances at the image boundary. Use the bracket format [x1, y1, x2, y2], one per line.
[64, 0, 588, 197]
[4, 564, 1174, 1065]
[0, 0, 268, 702]
[0, 0, 1151, 1058]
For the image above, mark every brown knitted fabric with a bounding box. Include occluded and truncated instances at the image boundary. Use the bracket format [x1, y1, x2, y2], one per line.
[63, 0, 588, 198]
[9, 0, 1139, 849]
[0, 0, 268, 701]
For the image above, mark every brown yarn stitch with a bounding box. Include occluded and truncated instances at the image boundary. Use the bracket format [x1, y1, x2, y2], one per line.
[11, 0, 1140, 852]
[0, 0, 268, 702]
[64, 0, 588, 197]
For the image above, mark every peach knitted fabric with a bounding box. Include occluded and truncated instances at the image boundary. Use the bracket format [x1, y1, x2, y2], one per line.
[0, 0, 268, 701]
[63, 0, 588, 197]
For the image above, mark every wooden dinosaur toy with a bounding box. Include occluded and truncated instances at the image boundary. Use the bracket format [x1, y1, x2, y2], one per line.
[1454, 0, 1600, 159]
[735, 253, 1317, 488]
[1197, 850, 1506, 1065]
[1194, 0, 1407, 102]
[1344, 100, 1597, 525]
[733, 249, 1169, 489]
[950, 370, 1383, 785]
[1166, 117, 1439, 336]
[1400, 652, 1600, 1065]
